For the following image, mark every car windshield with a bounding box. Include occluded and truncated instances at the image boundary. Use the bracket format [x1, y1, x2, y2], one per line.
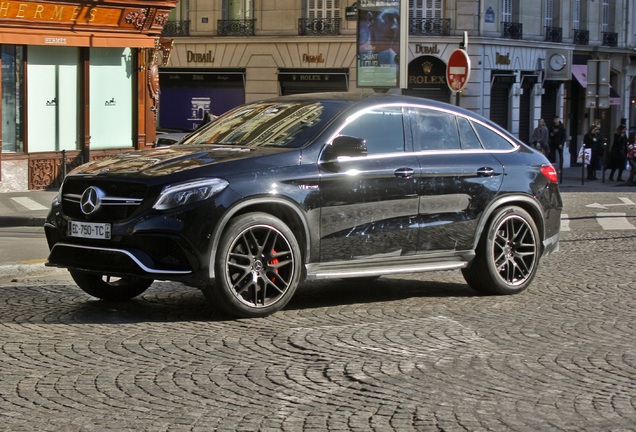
[182, 100, 344, 148]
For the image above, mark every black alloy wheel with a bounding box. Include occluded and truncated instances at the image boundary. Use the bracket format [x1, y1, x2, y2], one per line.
[207, 213, 302, 318]
[462, 206, 540, 295]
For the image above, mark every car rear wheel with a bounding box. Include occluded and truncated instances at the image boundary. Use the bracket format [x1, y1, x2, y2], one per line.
[205, 213, 302, 318]
[69, 269, 153, 301]
[462, 206, 540, 295]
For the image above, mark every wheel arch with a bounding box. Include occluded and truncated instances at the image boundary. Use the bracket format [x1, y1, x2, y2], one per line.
[207, 197, 311, 280]
[472, 194, 546, 251]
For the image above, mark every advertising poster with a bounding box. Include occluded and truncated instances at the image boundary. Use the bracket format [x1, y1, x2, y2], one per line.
[158, 87, 244, 131]
[357, 0, 401, 88]
[158, 71, 245, 131]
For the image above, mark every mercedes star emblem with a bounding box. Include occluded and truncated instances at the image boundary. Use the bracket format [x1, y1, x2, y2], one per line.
[80, 186, 104, 215]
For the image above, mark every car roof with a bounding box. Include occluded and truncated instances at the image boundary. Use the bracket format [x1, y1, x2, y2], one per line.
[243, 92, 520, 146]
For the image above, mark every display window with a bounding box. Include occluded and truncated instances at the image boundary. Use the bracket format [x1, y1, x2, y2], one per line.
[27, 46, 79, 153]
[90, 47, 134, 149]
[2, 46, 25, 153]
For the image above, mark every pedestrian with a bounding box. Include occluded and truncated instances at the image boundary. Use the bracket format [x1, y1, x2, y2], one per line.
[548, 115, 567, 170]
[608, 125, 627, 181]
[584, 124, 601, 181]
[626, 132, 636, 186]
[531, 118, 549, 156]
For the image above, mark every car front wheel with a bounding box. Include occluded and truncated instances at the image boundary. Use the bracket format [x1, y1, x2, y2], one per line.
[462, 206, 540, 295]
[69, 270, 153, 301]
[205, 213, 302, 318]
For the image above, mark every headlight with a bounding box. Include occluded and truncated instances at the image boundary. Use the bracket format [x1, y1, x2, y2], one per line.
[153, 178, 229, 210]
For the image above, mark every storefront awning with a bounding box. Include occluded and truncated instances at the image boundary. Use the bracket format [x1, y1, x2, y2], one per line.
[571, 64, 620, 105]
[0, 28, 156, 48]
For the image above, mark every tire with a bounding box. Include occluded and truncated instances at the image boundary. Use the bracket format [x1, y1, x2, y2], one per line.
[69, 269, 153, 301]
[205, 213, 302, 318]
[462, 206, 540, 295]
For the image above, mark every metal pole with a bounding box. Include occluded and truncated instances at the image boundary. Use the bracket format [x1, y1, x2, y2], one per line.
[61, 149, 67, 179]
[597, 60, 605, 184]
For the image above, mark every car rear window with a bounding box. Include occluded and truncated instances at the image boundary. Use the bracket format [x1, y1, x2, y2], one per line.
[472, 122, 515, 150]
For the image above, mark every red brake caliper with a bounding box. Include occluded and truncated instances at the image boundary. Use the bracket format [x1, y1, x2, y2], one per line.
[269, 249, 279, 283]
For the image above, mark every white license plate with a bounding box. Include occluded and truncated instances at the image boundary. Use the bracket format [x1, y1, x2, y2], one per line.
[68, 221, 111, 240]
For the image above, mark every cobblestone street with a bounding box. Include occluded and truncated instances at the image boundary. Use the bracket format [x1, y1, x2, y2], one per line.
[1, 211, 635, 431]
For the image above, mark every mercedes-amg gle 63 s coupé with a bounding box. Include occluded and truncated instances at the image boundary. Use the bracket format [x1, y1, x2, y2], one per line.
[45, 93, 562, 318]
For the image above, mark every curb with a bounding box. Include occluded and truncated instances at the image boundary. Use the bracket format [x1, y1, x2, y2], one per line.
[0, 262, 69, 280]
[0, 216, 47, 228]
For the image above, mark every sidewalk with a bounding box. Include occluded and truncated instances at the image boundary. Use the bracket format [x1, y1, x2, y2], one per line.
[558, 164, 635, 191]
[0, 190, 58, 228]
[0, 166, 633, 228]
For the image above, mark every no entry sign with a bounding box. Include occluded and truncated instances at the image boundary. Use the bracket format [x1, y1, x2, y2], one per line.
[446, 49, 471, 92]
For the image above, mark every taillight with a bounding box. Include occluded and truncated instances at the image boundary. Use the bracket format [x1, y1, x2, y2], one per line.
[540, 164, 558, 183]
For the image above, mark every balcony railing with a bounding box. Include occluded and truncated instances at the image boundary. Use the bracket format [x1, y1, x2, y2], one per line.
[545, 26, 562, 43]
[602, 31, 618, 47]
[161, 20, 190, 37]
[408, 18, 451, 36]
[298, 18, 341, 36]
[573, 29, 589, 45]
[502, 21, 523, 39]
[217, 19, 256, 36]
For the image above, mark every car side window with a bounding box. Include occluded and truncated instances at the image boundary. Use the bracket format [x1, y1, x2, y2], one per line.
[410, 108, 461, 151]
[457, 117, 483, 150]
[339, 107, 405, 154]
[472, 121, 515, 150]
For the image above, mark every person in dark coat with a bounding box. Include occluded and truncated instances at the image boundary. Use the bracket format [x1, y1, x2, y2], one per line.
[627, 132, 636, 186]
[548, 115, 567, 170]
[608, 125, 627, 181]
[584, 124, 601, 180]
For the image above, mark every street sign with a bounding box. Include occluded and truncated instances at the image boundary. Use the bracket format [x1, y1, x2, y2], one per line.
[446, 49, 471, 92]
[585, 60, 611, 109]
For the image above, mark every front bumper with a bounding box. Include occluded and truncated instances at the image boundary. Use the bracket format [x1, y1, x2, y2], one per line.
[44, 199, 227, 284]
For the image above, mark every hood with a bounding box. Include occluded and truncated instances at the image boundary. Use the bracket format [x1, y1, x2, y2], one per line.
[70, 145, 293, 177]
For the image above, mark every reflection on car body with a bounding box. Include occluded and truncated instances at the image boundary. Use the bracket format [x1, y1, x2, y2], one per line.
[45, 92, 562, 318]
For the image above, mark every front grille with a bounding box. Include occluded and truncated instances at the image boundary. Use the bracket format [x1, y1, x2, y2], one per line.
[61, 178, 149, 221]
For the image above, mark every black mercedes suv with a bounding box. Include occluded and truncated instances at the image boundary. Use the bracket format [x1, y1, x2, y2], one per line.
[45, 92, 562, 318]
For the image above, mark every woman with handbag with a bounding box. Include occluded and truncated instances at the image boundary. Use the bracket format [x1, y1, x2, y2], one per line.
[583, 124, 601, 180]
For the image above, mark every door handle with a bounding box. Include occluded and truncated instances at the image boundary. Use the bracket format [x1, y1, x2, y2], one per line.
[476, 167, 496, 177]
[394, 167, 415, 178]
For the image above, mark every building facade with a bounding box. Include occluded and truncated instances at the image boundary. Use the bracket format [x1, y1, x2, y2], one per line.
[160, 0, 636, 168]
[0, 0, 178, 192]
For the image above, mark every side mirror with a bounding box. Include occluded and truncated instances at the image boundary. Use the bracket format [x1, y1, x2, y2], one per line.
[321, 135, 368, 163]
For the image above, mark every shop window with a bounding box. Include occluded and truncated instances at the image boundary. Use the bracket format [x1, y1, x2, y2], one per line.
[89, 48, 134, 149]
[27, 46, 79, 153]
[1, 46, 24, 153]
[158, 70, 246, 131]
